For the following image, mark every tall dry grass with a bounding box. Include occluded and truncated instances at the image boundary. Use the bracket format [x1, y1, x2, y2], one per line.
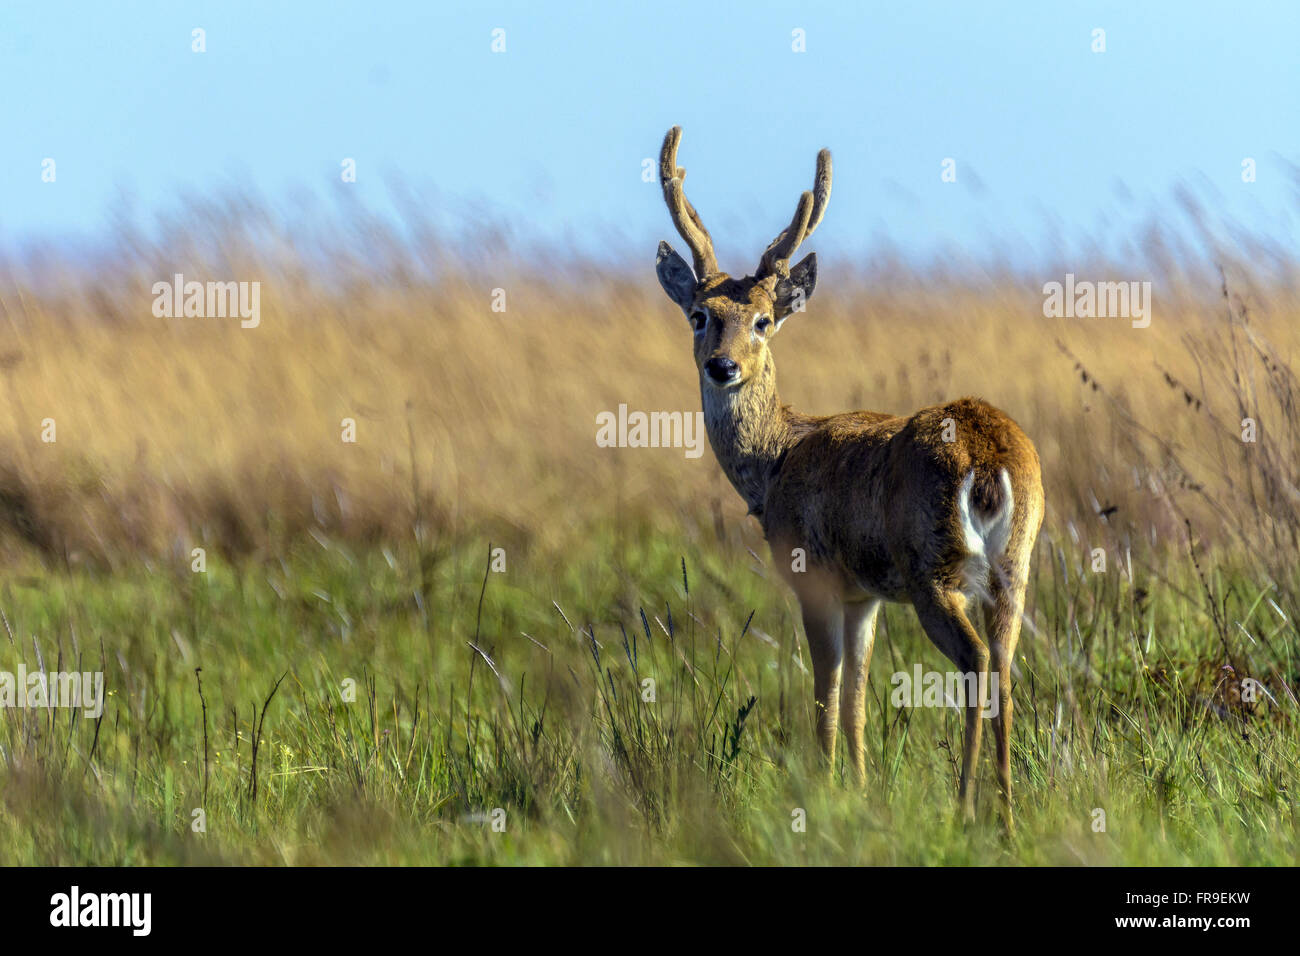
[1, 196, 1298, 864]
[1, 196, 1297, 600]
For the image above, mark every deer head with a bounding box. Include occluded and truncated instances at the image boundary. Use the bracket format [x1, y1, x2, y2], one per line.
[655, 126, 831, 390]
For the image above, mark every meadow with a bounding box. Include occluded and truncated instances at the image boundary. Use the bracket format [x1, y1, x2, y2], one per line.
[0, 202, 1297, 864]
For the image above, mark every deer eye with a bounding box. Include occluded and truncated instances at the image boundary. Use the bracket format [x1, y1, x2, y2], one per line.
[754, 314, 772, 333]
[690, 310, 707, 333]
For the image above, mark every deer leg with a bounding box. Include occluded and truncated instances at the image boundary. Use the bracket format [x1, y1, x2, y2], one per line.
[909, 585, 989, 822]
[840, 599, 881, 788]
[799, 599, 844, 779]
[983, 574, 1028, 834]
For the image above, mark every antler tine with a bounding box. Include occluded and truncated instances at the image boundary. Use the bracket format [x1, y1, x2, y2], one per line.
[659, 127, 719, 279]
[758, 191, 813, 278]
[758, 148, 833, 278]
[803, 148, 832, 241]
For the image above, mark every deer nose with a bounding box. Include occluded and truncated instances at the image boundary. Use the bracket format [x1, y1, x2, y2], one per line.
[704, 356, 739, 384]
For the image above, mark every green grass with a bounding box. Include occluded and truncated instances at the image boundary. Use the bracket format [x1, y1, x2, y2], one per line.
[0, 521, 1296, 865]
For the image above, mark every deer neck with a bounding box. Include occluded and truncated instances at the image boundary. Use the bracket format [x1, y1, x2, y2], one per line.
[700, 356, 796, 516]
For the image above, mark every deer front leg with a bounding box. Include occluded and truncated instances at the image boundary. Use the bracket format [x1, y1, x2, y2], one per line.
[799, 599, 844, 779]
[840, 600, 881, 788]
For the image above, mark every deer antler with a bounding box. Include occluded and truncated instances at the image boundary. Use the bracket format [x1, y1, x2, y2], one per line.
[757, 148, 832, 278]
[659, 127, 719, 279]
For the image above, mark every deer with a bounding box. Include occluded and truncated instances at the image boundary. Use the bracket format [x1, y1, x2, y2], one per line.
[653, 126, 1044, 829]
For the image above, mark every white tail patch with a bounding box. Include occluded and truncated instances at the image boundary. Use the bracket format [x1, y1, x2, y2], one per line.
[957, 469, 1015, 569]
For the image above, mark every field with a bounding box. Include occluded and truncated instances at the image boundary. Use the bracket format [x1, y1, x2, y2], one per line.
[1, 206, 1297, 864]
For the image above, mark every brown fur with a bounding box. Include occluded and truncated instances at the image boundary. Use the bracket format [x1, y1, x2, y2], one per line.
[655, 128, 1045, 829]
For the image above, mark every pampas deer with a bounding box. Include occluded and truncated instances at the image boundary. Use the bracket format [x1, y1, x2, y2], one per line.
[653, 126, 1044, 827]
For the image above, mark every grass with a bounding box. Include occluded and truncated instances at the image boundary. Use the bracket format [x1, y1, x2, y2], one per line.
[0, 200, 1297, 864]
[0, 521, 1295, 865]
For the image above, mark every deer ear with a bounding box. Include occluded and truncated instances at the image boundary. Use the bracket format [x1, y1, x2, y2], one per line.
[656, 241, 697, 313]
[774, 253, 817, 323]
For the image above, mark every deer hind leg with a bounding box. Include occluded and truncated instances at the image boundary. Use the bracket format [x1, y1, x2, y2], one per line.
[982, 566, 1028, 834]
[909, 584, 989, 821]
[799, 598, 844, 779]
[840, 599, 881, 788]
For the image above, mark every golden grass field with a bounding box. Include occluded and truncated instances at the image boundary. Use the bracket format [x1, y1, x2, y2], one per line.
[0, 206, 1297, 864]
[4, 222, 1296, 569]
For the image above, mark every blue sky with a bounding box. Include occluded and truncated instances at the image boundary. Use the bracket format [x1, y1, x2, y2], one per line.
[2, 1, 1297, 269]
